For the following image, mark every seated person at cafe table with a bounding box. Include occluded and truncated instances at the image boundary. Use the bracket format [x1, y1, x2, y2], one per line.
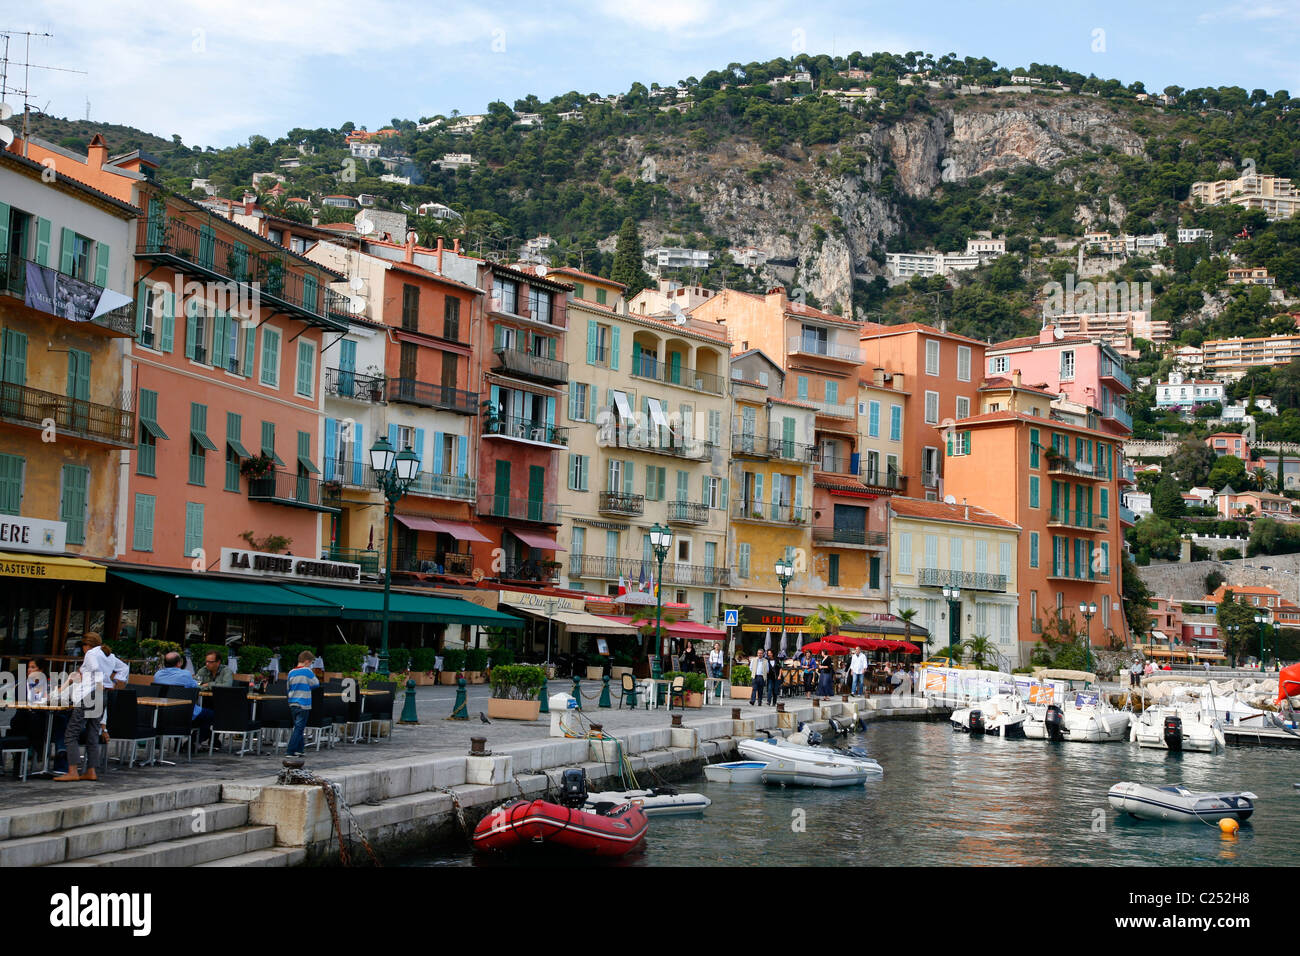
[195, 651, 235, 688]
[153, 652, 216, 744]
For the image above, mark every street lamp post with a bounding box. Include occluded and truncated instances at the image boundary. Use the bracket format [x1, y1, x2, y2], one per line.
[941, 585, 962, 660]
[649, 523, 673, 679]
[368, 436, 422, 677]
[1253, 614, 1271, 669]
[1078, 601, 1097, 674]
[1225, 623, 1241, 668]
[775, 552, 794, 653]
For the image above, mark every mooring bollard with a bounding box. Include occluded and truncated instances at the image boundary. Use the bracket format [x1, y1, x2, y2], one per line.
[469, 736, 489, 756]
[447, 676, 469, 720]
[571, 674, 582, 710]
[777, 702, 786, 714]
[670, 713, 683, 728]
[399, 677, 419, 724]
[538, 679, 550, 714]
[731, 707, 741, 720]
[598, 675, 612, 708]
[841, 694, 849, 703]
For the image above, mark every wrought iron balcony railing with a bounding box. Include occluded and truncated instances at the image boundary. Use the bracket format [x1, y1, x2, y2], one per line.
[324, 546, 380, 575]
[916, 568, 1008, 592]
[731, 431, 771, 456]
[492, 347, 569, 385]
[768, 437, 821, 464]
[387, 377, 477, 414]
[731, 500, 809, 524]
[812, 527, 888, 548]
[861, 470, 907, 492]
[1048, 509, 1109, 532]
[1047, 565, 1111, 583]
[483, 413, 568, 446]
[788, 335, 862, 363]
[566, 552, 729, 588]
[630, 355, 726, 395]
[325, 367, 385, 403]
[392, 548, 473, 576]
[477, 493, 560, 524]
[810, 400, 855, 419]
[1, 253, 134, 337]
[247, 470, 340, 513]
[666, 500, 711, 524]
[599, 491, 645, 516]
[0, 381, 135, 447]
[1046, 456, 1110, 481]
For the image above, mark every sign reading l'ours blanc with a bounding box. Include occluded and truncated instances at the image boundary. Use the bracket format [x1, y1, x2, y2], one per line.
[220, 548, 361, 582]
[0, 515, 67, 555]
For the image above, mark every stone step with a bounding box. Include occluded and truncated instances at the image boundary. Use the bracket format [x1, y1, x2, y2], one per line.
[0, 781, 225, 841]
[195, 846, 307, 867]
[0, 801, 249, 867]
[49, 825, 276, 868]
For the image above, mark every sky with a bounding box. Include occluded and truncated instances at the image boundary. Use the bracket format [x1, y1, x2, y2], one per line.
[6, 0, 1300, 148]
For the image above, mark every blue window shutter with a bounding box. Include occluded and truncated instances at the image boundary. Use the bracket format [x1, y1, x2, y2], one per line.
[610, 327, 620, 370]
[546, 396, 555, 430]
[59, 227, 76, 275]
[134, 280, 147, 340]
[94, 242, 110, 288]
[433, 431, 445, 474]
[0, 202, 9, 254]
[850, 452, 860, 475]
[324, 418, 337, 472]
[159, 290, 175, 352]
[34, 218, 52, 266]
[413, 428, 425, 468]
[352, 422, 364, 485]
[587, 320, 598, 364]
[721, 478, 728, 510]
[233, 242, 248, 280]
[457, 434, 467, 476]
[623, 461, 633, 497]
[387, 424, 399, 455]
[184, 299, 198, 360]
[1, 329, 28, 385]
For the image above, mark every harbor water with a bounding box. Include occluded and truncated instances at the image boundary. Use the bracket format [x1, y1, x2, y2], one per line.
[409, 721, 1300, 866]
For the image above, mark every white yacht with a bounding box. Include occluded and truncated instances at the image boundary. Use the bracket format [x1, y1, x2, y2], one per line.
[1131, 699, 1226, 752]
[737, 736, 883, 775]
[1022, 671, 1131, 743]
[950, 694, 1029, 737]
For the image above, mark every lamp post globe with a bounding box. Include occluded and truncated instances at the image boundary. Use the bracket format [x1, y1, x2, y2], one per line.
[649, 523, 672, 677]
[369, 437, 421, 677]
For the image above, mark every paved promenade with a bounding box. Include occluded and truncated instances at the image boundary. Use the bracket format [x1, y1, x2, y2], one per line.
[0, 681, 792, 811]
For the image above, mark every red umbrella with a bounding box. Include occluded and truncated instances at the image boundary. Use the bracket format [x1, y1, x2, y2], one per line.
[802, 640, 851, 655]
[830, 635, 873, 649]
[900, 642, 921, 654]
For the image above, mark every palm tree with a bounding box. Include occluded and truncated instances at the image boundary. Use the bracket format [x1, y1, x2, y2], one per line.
[898, 608, 920, 654]
[1251, 466, 1274, 493]
[962, 635, 994, 669]
[804, 604, 858, 645]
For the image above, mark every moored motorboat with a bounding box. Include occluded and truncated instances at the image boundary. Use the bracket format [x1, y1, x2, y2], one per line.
[473, 769, 648, 856]
[951, 693, 1028, 737]
[1108, 782, 1256, 823]
[761, 757, 870, 788]
[1131, 702, 1225, 752]
[737, 735, 884, 775]
[584, 787, 711, 816]
[1022, 673, 1131, 743]
[703, 761, 768, 784]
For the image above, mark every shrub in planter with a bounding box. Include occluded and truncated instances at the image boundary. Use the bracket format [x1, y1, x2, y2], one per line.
[731, 665, 752, 686]
[109, 639, 140, 662]
[137, 639, 182, 674]
[465, 648, 488, 672]
[442, 648, 467, 672]
[323, 644, 367, 673]
[410, 647, 440, 672]
[278, 644, 316, 669]
[487, 664, 546, 719]
[386, 647, 411, 672]
[237, 645, 274, 674]
[664, 671, 706, 693]
[488, 647, 515, 667]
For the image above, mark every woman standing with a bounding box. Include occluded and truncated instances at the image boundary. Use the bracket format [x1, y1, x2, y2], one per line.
[818, 651, 833, 697]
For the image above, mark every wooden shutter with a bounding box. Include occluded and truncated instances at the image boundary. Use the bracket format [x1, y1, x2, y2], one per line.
[132, 494, 154, 551]
[94, 242, 110, 287]
[34, 218, 52, 266]
[59, 228, 77, 275]
[60, 465, 89, 544]
[0, 454, 23, 514]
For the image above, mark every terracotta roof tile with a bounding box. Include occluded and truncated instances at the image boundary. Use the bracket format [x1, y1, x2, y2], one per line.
[889, 496, 1020, 530]
[859, 322, 987, 347]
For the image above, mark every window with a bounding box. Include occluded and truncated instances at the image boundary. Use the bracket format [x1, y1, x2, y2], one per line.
[261, 421, 284, 465]
[825, 381, 838, 406]
[492, 276, 518, 314]
[955, 396, 970, 420]
[738, 542, 751, 579]
[60, 465, 89, 545]
[828, 553, 840, 586]
[186, 300, 208, 364]
[949, 537, 963, 572]
[925, 340, 940, 376]
[137, 388, 165, 477]
[898, 532, 912, 573]
[647, 465, 666, 500]
[295, 341, 315, 398]
[1029, 475, 1040, 508]
[401, 284, 420, 330]
[704, 476, 721, 509]
[184, 502, 204, 559]
[702, 592, 715, 624]
[225, 413, 244, 492]
[0, 453, 24, 514]
[924, 391, 939, 425]
[1030, 428, 1040, 468]
[946, 430, 971, 456]
[957, 346, 971, 382]
[58, 228, 94, 281]
[569, 382, 589, 421]
[868, 401, 880, 437]
[797, 376, 808, 400]
[443, 296, 461, 340]
[260, 328, 280, 387]
[707, 410, 721, 445]
[568, 454, 589, 491]
[999, 541, 1012, 578]
[1100, 488, 1110, 518]
[890, 404, 902, 442]
[988, 355, 1008, 375]
[529, 287, 552, 324]
[132, 494, 154, 551]
[1060, 349, 1076, 380]
[924, 533, 938, 569]
[976, 539, 988, 574]
[869, 556, 881, 590]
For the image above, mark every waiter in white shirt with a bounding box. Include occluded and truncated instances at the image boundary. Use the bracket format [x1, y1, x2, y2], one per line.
[53, 633, 113, 782]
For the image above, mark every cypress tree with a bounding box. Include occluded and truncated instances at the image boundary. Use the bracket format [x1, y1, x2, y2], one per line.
[611, 217, 651, 297]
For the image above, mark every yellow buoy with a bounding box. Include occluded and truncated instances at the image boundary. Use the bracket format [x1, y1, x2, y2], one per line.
[1219, 818, 1239, 835]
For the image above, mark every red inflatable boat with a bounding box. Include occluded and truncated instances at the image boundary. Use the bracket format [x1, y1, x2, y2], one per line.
[473, 798, 649, 857]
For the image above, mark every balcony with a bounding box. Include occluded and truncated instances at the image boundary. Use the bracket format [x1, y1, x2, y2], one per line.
[731, 432, 772, 457]
[403, 471, 477, 501]
[1047, 565, 1111, 583]
[813, 527, 888, 549]
[922, 470, 939, 488]
[247, 471, 341, 513]
[567, 553, 729, 588]
[501, 559, 561, 585]
[135, 217, 346, 331]
[324, 546, 380, 575]
[769, 437, 820, 464]
[810, 400, 856, 419]
[1048, 509, 1109, 533]
[325, 368, 385, 403]
[0, 382, 135, 448]
[861, 471, 907, 493]
[1099, 359, 1132, 392]
[732, 500, 809, 524]
[599, 491, 645, 516]
[630, 356, 726, 395]
[492, 347, 569, 386]
[622, 431, 715, 461]
[916, 568, 1008, 592]
[667, 501, 711, 524]
[1119, 505, 1138, 526]
[1102, 403, 1133, 431]
[818, 454, 856, 475]
[1046, 456, 1109, 481]
[387, 377, 478, 415]
[393, 548, 473, 576]
[483, 414, 568, 447]
[477, 493, 560, 524]
[788, 335, 861, 363]
[1, 254, 135, 337]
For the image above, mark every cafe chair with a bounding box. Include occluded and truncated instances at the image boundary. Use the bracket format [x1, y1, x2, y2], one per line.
[667, 675, 686, 711]
[362, 683, 396, 742]
[149, 684, 174, 698]
[105, 690, 157, 768]
[618, 673, 640, 710]
[1, 733, 30, 782]
[304, 686, 336, 751]
[324, 691, 351, 744]
[156, 694, 196, 763]
[256, 694, 292, 750]
[208, 686, 261, 756]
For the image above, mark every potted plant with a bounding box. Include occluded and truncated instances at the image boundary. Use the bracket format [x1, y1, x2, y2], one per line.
[729, 664, 753, 700]
[240, 453, 275, 481]
[441, 647, 466, 684]
[465, 647, 489, 683]
[666, 671, 706, 707]
[409, 646, 440, 684]
[486, 664, 547, 720]
[610, 650, 636, 683]
[323, 644, 366, 679]
[236, 644, 274, 676]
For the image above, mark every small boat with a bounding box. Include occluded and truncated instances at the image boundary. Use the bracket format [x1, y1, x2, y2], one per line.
[951, 694, 1028, 737]
[1131, 702, 1225, 752]
[737, 736, 884, 775]
[762, 757, 869, 788]
[1023, 673, 1131, 743]
[704, 761, 768, 784]
[472, 769, 648, 857]
[584, 787, 711, 816]
[1108, 782, 1257, 823]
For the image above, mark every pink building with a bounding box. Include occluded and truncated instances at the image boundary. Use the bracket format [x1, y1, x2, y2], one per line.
[985, 327, 1132, 437]
[1205, 432, 1249, 458]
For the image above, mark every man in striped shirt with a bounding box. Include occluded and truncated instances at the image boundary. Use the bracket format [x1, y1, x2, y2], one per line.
[286, 650, 319, 757]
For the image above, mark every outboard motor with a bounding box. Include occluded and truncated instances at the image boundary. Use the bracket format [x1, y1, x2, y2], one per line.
[559, 768, 588, 809]
[1044, 704, 1066, 742]
[1163, 715, 1184, 751]
[968, 709, 985, 735]
[806, 730, 823, 746]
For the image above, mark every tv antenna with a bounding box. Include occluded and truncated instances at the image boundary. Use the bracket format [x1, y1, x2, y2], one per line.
[0, 31, 87, 157]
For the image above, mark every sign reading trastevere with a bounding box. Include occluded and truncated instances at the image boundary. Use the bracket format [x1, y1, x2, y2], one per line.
[220, 547, 362, 583]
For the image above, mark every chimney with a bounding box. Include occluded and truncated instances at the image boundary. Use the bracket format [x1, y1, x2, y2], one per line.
[404, 232, 415, 264]
[452, 239, 461, 254]
[963, 498, 969, 521]
[436, 236, 444, 273]
[1012, 369, 1022, 388]
[893, 372, 905, 391]
[873, 367, 885, 387]
[86, 134, 108, 170]
[1039, 325, 1056, 344]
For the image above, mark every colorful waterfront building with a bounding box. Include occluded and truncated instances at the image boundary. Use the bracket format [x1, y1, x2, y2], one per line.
[942, 375, 1128, 663]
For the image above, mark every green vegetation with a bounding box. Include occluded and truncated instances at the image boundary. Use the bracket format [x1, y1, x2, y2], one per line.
[322, 644, 367, 673]
[489, 664, 548, 700]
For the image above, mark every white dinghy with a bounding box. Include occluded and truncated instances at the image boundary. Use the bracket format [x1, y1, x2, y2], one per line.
[1108, 782, 1256, 823]
[584, 787, 711, 816]
[761, 756, 870, 788]
[737, 735, 884, 776]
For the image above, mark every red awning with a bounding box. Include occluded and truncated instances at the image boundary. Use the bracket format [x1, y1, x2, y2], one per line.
[667, 621, 727, 643]
[394, 514, 444, 534]
[434, 520, 491, 544]
[511, 529, 564, 551]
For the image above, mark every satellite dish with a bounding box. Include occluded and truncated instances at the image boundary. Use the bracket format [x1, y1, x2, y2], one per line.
[356, 219, 375, 236]
[349, 276, 364, 291]
[943, 494, 957, 505]
[348, 296, 367, 314]
[536, 265, 548, 277]
[0, 103, 12, 121]
[1053, 326, 1065, 339]
[0, 126, 12, 149]
[670, 302, 688, 326]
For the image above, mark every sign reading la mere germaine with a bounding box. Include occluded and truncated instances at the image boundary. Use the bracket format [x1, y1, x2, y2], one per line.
[220, 548, 362, 582]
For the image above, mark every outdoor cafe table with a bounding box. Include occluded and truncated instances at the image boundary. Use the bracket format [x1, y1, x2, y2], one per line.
[198, 690, 286, 721]
[136, 697, 189, 766]
[0, 702, 73, 776]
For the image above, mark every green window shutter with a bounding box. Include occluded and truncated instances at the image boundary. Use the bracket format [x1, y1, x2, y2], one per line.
[1100, 488, 1109, 518]
[701, 475, 708, 506]
[211, 311, 228, 369]
[34, 218, 52, 266]
[233, 242, 248, 281]
[1, 329, 27, 385]
[645, 464, 654, 498]
[828, 553, 839, 586]
[132, 494, 155, 551]
[66, 349, 90, 400]
[94, 242, 110, 288]
[296, 342, 314, 396]
[869, 556, 881, 590]
[260, 328, 279, 385]
[1030, 532, 1039, 568]
[184, 502, 204, 558]
[134, 280, 147, 342]
[60, 465, 89, 545]
[739, 543, 750, 579]
[610, 327, 620, 370]
[59, 227, 77, 275]
[1030, 428, 1040, 468]
[198, 224, 215, 269]
[587, 320, 598, 364]
[676, 470, 688, 502]
[243, 320, 255, 377]
[0, 202, 9, 256]
[1029, 475, 1039, 509]
[494, 459, 511, 502]
[720, 478, 728, 510]
[303, 272, 319, 313]
[184, 299, 198, 360]
[159, 291, 175, 352]
[0, 453, 24, 515]
[797, 376, 808, 400]
[623, 460, 633, 497]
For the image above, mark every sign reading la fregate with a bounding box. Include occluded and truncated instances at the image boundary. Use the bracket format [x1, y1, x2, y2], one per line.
[220, 547, 361, 582]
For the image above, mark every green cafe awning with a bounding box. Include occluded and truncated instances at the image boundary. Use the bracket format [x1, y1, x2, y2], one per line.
[111, 570, 342, 618]
[280, 583, 524, 628]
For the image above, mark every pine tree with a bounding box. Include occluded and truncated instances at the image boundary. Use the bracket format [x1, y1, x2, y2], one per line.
[611, 217, 651, 297]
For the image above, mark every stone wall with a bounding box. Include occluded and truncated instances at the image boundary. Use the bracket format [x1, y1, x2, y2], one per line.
[1138, 551, 1300, 601]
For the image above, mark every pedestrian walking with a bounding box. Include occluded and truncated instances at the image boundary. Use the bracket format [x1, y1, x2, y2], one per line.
[767, 650, 781, 705]
[850, 648, 867, 696]
[53, 634, 113, 782]
[286, 650, 320, 757]
[750, 651, 768, 706]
